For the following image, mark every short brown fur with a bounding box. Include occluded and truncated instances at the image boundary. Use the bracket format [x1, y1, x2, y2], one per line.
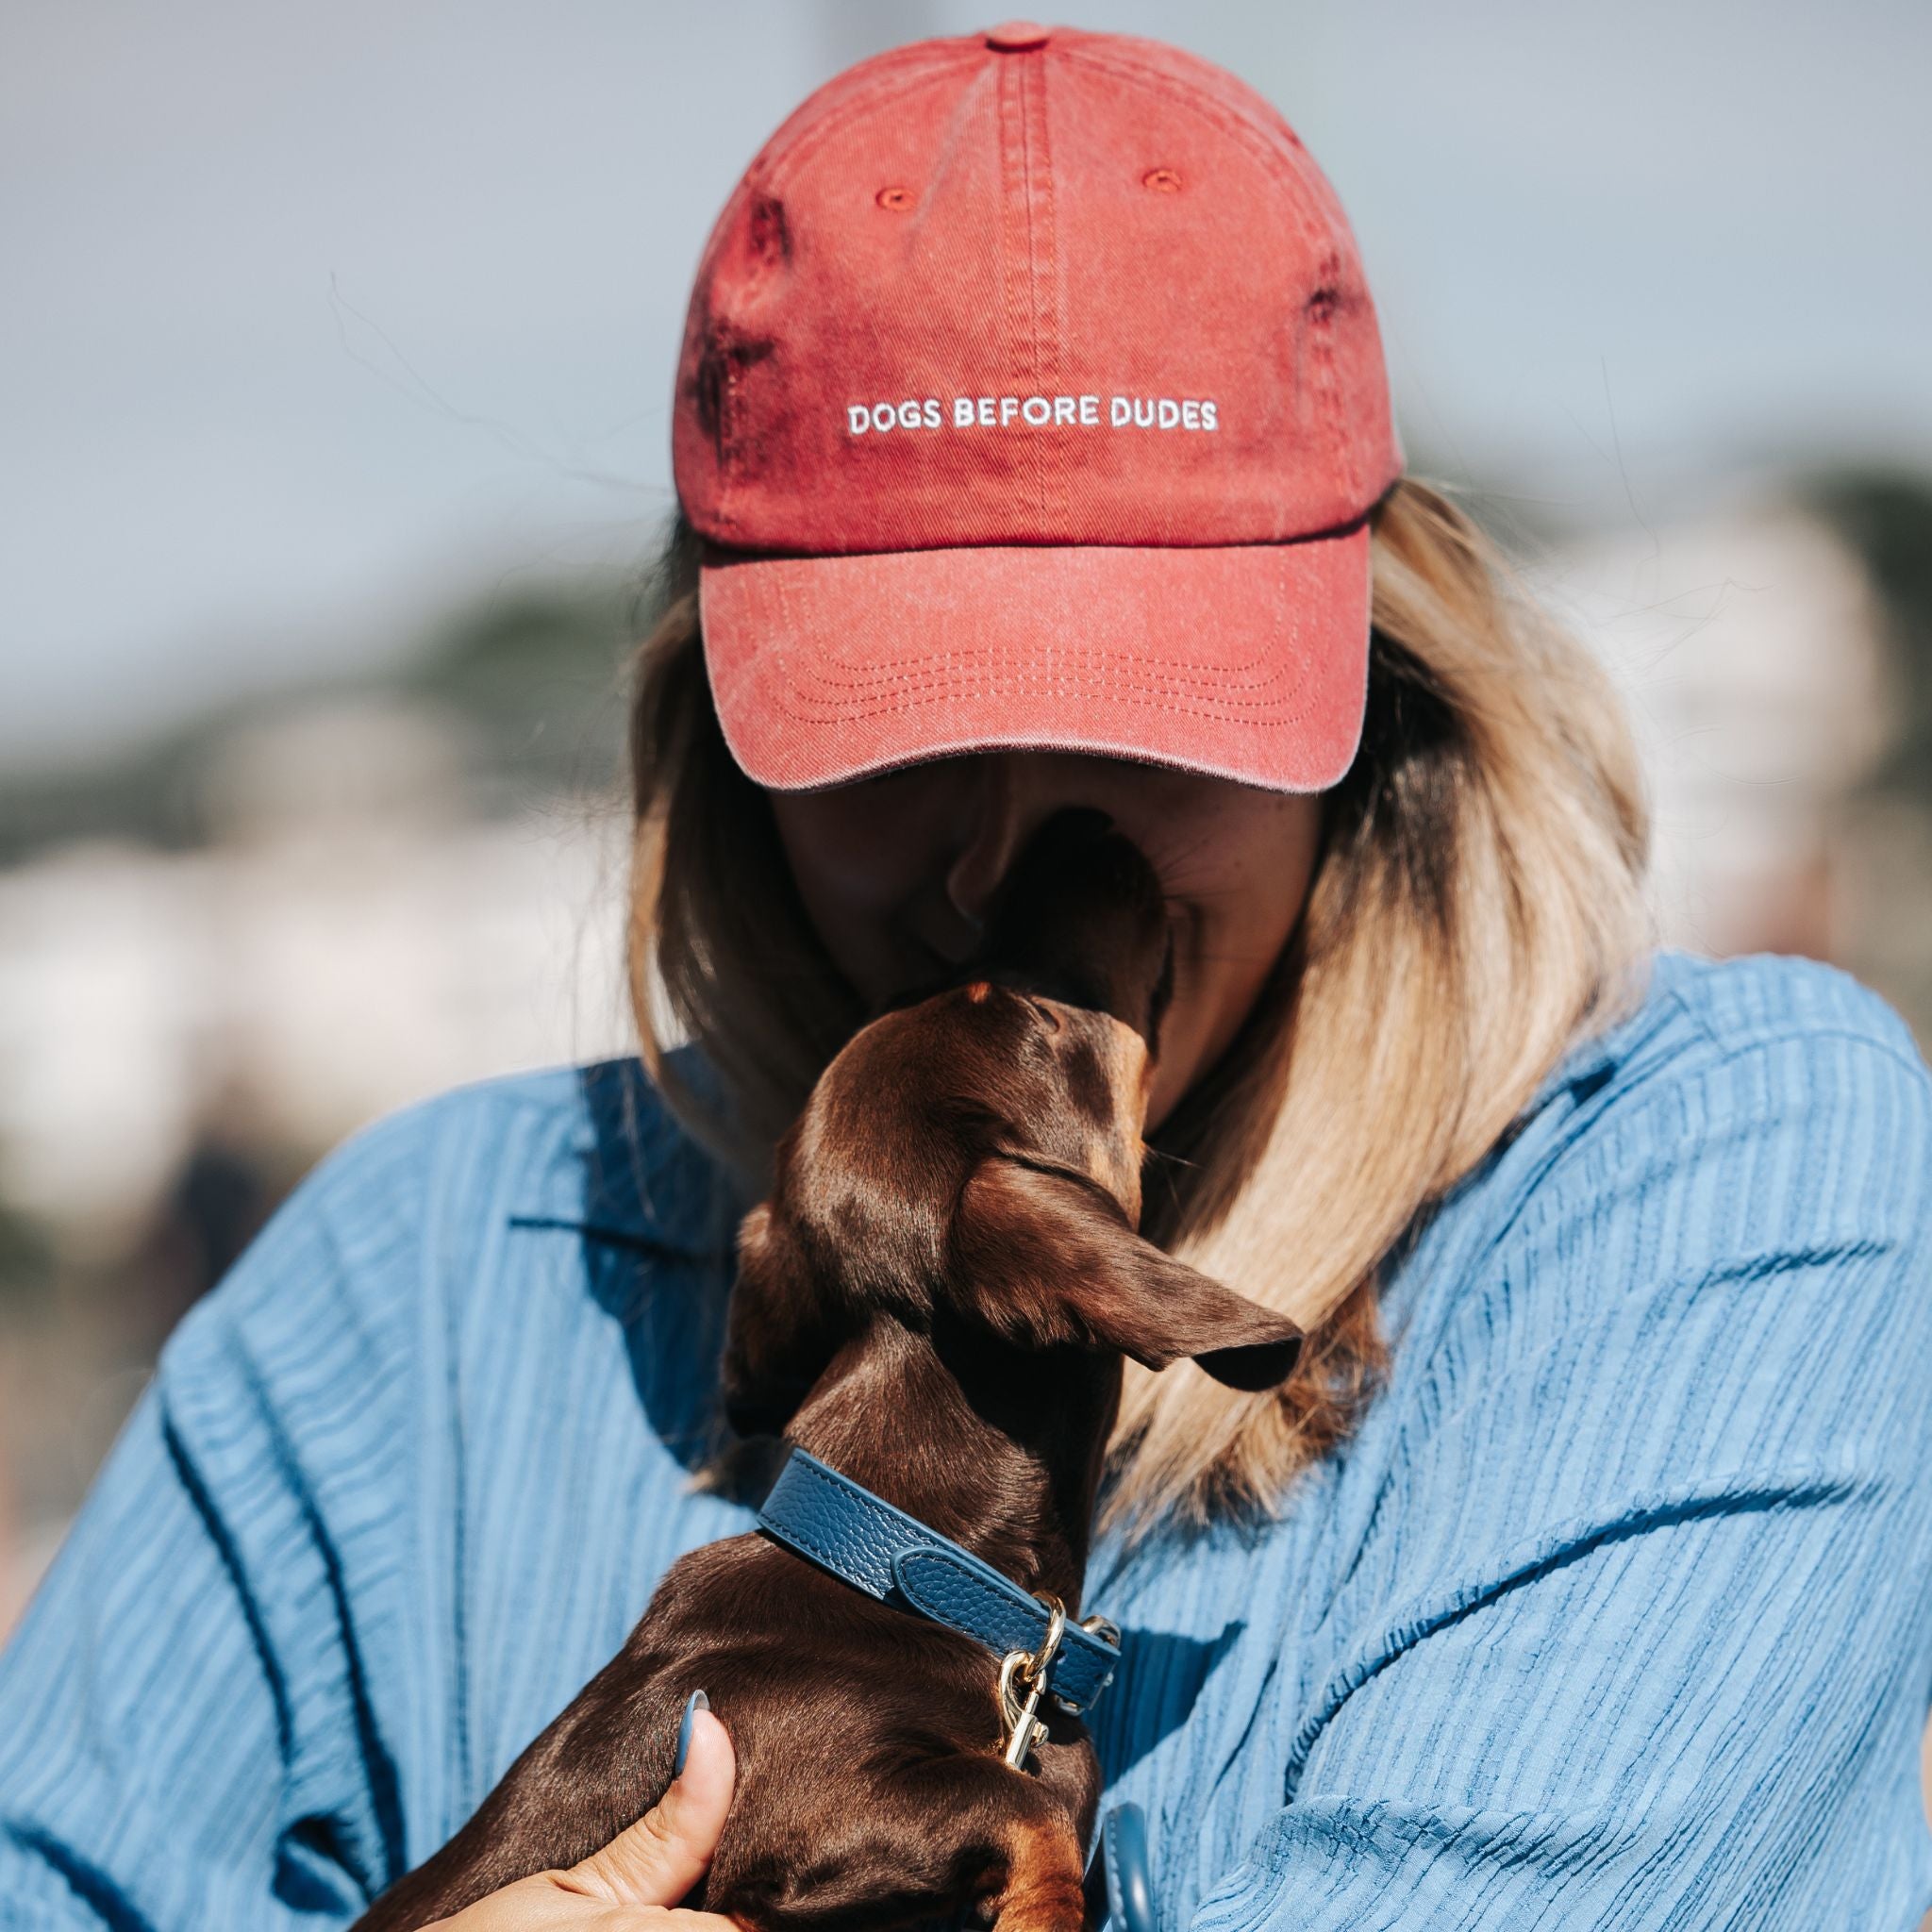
[355, 818, 1302, 1932]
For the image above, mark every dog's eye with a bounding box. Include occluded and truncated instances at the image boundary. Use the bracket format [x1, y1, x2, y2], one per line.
[1026, 996, 1064, 1035]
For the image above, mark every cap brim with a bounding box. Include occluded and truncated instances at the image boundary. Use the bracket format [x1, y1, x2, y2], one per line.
[697, 525, 1372, 793]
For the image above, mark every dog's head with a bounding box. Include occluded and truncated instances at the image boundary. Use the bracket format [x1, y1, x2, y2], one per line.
[721, 811, 1304, 1440]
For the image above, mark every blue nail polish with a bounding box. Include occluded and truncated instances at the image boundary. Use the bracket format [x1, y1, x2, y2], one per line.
[673, 1688, 708, 1779]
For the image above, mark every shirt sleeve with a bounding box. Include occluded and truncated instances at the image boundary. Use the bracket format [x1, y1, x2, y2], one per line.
[1189, 1014, 1932, 1930]
[0, 1108, 430, 1930]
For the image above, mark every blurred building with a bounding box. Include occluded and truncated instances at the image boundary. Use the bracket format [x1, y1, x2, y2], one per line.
[0, 705, 633, 1254]
[0, 578, 649, 1628]
[1530, 486, 1892, 964]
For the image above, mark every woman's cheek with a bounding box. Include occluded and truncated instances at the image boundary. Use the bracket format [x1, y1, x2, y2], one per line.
[1143, 798, 1322, 1112]
[1146, 1005, 1206, 1129]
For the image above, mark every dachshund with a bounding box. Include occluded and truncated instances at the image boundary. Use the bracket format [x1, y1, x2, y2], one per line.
[355, 810, 1305, 1932]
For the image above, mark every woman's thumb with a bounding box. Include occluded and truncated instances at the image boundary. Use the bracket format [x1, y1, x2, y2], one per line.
[564, 1696, 735, 1909]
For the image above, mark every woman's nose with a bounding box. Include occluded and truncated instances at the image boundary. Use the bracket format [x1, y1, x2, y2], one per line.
[941, 755, 1112, 933]
[941, 760, 1023, 933]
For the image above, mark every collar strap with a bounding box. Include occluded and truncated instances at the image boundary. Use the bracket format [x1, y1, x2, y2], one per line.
[756, 1445, 1122, 1714]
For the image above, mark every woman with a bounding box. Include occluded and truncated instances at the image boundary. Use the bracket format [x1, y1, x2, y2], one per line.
[3, 24, 1929, 1931]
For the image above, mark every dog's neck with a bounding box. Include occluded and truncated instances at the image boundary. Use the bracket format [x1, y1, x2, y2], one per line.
[783, 1317, 1121, 1614]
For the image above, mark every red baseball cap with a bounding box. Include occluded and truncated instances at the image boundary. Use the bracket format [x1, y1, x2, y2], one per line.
[672, 22, 1405, 793]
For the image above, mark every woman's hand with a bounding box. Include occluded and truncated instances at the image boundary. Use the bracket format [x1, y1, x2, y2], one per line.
[427, 1701, 739, 1929]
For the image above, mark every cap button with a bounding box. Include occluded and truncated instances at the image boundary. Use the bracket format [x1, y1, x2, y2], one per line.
[985, 21, 1050, 50]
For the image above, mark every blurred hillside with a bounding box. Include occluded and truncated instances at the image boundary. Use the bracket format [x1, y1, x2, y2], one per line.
[0, 567, 650, 862]
[3, 462, 1930, 1835]
[1804, 470, 1932, 1045]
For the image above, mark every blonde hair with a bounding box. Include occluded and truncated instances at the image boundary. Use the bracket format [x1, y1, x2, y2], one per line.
[623, 477, 1653, 1541]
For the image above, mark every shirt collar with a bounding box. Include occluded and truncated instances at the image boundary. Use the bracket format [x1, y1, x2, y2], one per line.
[509, 1044, 754, 1259]
[525, 951, 1673, 1259]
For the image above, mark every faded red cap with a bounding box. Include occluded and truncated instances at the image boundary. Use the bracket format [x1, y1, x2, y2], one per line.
[673, 23, 1404, 792]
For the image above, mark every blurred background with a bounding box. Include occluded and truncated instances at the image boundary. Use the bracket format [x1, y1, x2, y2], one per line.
[4, 0, 1930, 1845]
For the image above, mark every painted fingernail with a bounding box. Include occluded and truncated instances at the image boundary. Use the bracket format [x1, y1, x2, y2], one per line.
[673, 1688, 708, 1779]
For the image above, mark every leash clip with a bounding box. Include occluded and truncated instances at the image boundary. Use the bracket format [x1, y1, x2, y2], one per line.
[999, 1593, 1065, 1768]
[999, 1599, 1119, 1768]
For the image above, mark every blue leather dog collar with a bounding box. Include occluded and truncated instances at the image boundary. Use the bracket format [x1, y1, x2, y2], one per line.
[756, 1446, 1122, 1713]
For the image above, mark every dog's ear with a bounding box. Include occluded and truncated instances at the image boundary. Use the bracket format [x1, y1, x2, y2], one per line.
[719, 1202, 843, 1437]
[952, 1158, 1304, 1391]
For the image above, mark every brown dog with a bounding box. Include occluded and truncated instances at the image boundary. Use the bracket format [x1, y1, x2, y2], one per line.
[356, 813, 1304, 1932]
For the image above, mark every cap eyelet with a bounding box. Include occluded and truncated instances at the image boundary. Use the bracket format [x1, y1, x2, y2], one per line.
[875, 185, 916, 211]
[1141, 167, 1183, 193]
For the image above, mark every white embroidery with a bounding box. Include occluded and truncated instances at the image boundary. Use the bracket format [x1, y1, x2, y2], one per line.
[843, 395, 1219, 436]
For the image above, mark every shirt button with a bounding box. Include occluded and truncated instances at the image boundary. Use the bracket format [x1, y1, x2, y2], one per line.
[985, 21, 1051, 50]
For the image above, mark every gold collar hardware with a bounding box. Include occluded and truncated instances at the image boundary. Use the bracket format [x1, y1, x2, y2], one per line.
[997, 1596, 1119, 1769]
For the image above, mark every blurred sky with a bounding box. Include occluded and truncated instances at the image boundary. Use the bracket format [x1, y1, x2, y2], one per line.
[4, 0, 1929, 772]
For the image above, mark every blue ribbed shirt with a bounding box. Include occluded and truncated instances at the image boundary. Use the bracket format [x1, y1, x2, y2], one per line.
[4, 950, 1931, 1928]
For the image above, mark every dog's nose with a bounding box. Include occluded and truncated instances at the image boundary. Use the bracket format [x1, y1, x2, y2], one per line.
[974, 811, 1170, 1040]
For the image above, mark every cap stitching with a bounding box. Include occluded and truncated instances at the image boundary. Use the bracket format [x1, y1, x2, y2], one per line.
[1058, 45, 1360, 515]
[790, 673, 1310, 717]
[1027, 54, 1071, 544]
[756, 737, 1350, 794]
[759, 59, 968, 196]
[758, 562, 1332, 722]
[791, 642, 1294, 695]
[994, 59, 1038, 543]
[763, 592, 1311, 699]
[769, 673, 1323, 725]
[1054, 52, 1295, 184]
[700, 58, 971, 539]
[1057, 33, 1312, 154]
[727, 601, 1350, 687]
[754, 55, 970, 192]
[1054, 50, 1347, 278]
[1055, 46, 1309, 179]
[1309, 254, 1358, 505]
[721, 328, 746, 528]
[1017, 57, 1050, 541]
[777, 669, 1320, 720]
[699, 508, 1374, 563]
[699, 505, 1374, 563]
